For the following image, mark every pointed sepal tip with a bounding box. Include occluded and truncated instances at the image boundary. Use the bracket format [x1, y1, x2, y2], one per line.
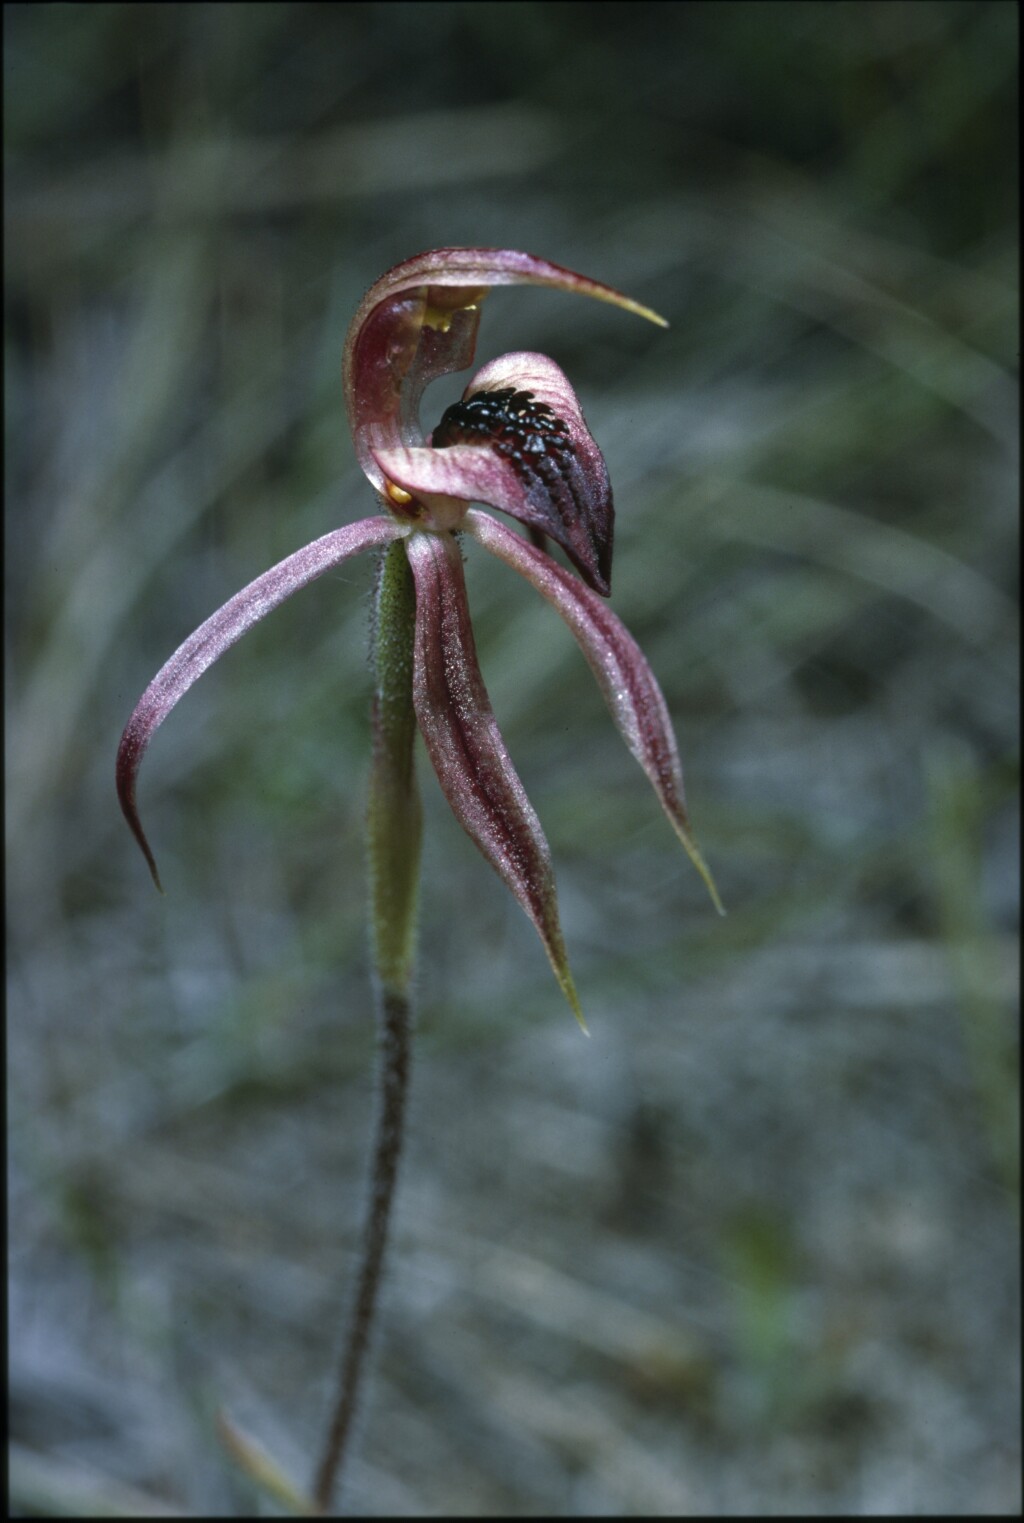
[555, 964, 590, 1036]
[673, 824, 726, 917]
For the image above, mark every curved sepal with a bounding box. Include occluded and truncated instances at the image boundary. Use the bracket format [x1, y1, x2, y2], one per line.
[466, 510, 724, 915]
[343, 246, 666, 495]
[405, 530, 587, 1029]
[117, 515, 403, 889]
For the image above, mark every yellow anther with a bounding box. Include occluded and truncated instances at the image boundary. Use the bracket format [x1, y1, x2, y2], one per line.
[385, 480, 414, 507]
[422, 299, 482, 333]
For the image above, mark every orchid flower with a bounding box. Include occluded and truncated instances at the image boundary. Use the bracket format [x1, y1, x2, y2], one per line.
[117, 247, 722, 1509]
[118, 246, 721, 1032]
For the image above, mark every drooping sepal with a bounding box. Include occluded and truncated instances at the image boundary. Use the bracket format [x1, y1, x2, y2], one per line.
[466, 510, 724, 915]
[117, 515, 403, 889]
[405, 530, 587, 1029]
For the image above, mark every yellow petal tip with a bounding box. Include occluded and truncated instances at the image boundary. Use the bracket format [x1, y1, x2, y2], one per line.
[584, 283, 668, 330]
[672, 821, 725, 916]
[618, 295, 669, 329]
[694, 856, 726, 917]
[556, 969, 589, 1035]
[566, 984, 590, 1036]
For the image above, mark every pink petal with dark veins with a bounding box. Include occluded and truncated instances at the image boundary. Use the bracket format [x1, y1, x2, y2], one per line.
[405, 529, 586, 1028]
[466, 510, 724, 914]
[377, 351, 614, 594]
[117, 515, 402, 889]
[344, 247, 666, 493]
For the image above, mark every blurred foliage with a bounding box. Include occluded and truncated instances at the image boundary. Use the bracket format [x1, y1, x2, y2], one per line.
[6, 1, 1019, 1515]
[926, 740, 1019, 1195]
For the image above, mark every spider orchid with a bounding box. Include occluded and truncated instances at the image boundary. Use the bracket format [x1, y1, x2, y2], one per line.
[117, 247, 722, 1033]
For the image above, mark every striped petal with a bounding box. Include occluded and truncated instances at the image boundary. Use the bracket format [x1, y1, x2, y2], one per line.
[405, 529, 586, 1029]
[375, 351, 614, 595]
[466, 510, 724, 915]
[117, 515, 402, 889]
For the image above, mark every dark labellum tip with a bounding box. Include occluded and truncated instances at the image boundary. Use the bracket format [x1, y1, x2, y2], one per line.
[431, 386, 612, 594]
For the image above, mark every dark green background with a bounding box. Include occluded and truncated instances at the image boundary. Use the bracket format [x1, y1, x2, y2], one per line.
[6, 3, 1018, 1514]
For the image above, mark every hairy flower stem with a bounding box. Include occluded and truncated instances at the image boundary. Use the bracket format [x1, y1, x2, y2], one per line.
[312, 987, 411, 1512]
[313, 540, 421, 1512]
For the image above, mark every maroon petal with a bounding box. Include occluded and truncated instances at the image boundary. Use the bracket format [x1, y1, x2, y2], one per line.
[376, 351, 615, 595]
[117, 515, 402, 889]
[344, 247, 666, 494]
[405, 529, 586, 1028]
[466, 510, 724, 914]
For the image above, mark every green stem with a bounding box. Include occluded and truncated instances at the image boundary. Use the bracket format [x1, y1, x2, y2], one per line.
[366, 537, 422, 997]
[313, 539, 421, 1513]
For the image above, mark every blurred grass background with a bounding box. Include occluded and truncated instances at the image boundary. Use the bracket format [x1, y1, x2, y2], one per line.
[5, 1, 1019, 1514]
